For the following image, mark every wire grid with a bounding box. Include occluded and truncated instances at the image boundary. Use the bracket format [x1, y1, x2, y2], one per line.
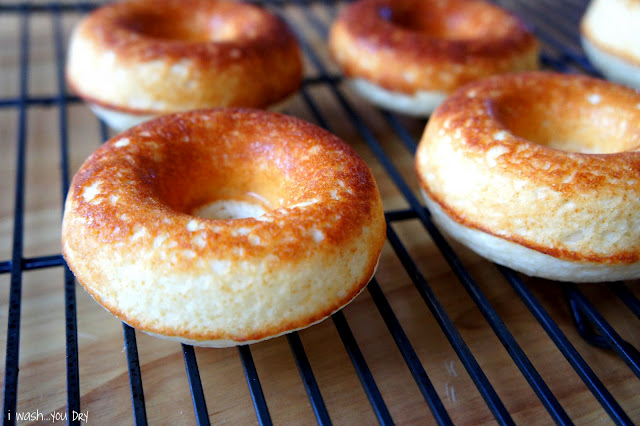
[0, 0, 639, 425]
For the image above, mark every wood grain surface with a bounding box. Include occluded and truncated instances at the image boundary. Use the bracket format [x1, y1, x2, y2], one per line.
[0, 1, 638, 425]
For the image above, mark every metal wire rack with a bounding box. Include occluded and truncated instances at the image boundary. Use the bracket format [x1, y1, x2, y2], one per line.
[1, 0, 638, 424]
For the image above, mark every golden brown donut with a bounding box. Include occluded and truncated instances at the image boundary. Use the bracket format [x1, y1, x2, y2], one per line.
[415, 71, 640, 282]
[328, 0, 539, 116]
[66, 0, 303, 131]
[581, 0, 640, 89]
[61, 108, 386, 347]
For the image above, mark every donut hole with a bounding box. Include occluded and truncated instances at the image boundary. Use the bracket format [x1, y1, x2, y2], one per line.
[144, 140, 287, 221]
[171, 176, 279, 221]
[117, 7, 263, 43]
[493, 94, 640, 154]
[118, 10, 214, 42]
[191, 199, 268, 220]
[380, 0, 515, 40]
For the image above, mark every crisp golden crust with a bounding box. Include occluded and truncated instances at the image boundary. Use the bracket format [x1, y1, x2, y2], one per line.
[62, 108, 386, 346]
[66, 0, 303, 117]
[415, 71, 640, 281]
[580, 0, 640, 89]
[328, 0, 539, 95]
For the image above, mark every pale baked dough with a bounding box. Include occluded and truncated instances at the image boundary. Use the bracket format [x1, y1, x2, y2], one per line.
[581, 0, 640, 89]
[66, 0, 303, 131]
[62, 108, 386, 347]
[87, 92, 297, 132]
[415, 71, 640, 282]
[346, 78, 448, 117]
[329, 0, 539, 116]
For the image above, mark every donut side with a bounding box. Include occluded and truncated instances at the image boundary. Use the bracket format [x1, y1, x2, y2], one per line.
[66, 0, 303, 121]
[62, 109, 386, 346]
[85, 103, 156, 132]
[420, 190, 640, 282]
[85, 91, 299, 132]
[581, 39, 640, 91]
[344, 78, 449, 117]
[415, 72, 640, 282]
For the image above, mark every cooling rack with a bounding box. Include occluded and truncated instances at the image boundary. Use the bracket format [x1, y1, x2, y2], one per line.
[1, 0, 638, 424]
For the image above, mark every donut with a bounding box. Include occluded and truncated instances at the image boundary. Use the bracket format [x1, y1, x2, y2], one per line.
[328, 0, 539, 116]
[415, 71, 640, 282]
[580, 0, 640, 89]
[66, 0, 303, 131]
[61, 108, 386, 347]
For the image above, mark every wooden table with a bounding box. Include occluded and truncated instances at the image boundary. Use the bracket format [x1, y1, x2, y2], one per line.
[1, 0, 638, 424]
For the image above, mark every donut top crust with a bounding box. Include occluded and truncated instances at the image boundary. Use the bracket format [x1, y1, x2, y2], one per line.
[62, 109, 386, 343]
[581, 0, 640, 66]
[66, 110, 382, 263]
[66, 0, 303, 114]
[80, 0, 293, 62]
[329, 0, 539, 94]
[416, 72, 640, 264]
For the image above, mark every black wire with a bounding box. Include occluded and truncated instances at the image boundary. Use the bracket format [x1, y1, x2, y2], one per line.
[52, 5, 82, 423]
[564, 285, 640, 380]
[238, 345, 273, 426]
[385, 226, 515, 426]
[502, 267, 634, 426]
[287, 332, 333, 425]
[332, 312, 395, 426]
[2, 6, 30, 425]
[607, 283, 640, 320]
[183, 345, 211, 426]
[123, 325, 148, 425]
[367, 279, 454, 426]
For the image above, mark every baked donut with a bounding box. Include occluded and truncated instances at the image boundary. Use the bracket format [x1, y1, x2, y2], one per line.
[328, 0, 539, 116]
[581, 0, 640, 89]
[415, 71, 640, 282]
[61, 108, 386, 347]
[66, 0, 303, 131]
